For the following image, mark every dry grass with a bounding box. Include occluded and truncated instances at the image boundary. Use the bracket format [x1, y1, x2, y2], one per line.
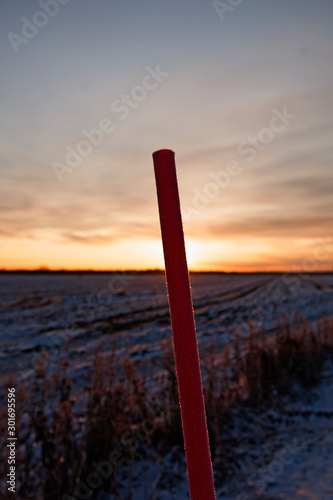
[0, 316, 332, 499]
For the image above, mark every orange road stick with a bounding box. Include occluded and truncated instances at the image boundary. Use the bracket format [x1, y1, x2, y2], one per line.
[152, 149, 216, 499]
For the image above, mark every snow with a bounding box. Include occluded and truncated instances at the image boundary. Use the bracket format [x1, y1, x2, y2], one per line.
[0, 272, 332, 498]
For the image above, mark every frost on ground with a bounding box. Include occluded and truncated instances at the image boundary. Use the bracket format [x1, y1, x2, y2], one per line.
[0, 272, 332, 499]
[221, 363, 333, 500]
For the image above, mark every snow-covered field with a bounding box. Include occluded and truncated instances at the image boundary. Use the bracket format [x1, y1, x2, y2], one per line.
[0, 272, 333, 499]
[0, 272, 332, 383]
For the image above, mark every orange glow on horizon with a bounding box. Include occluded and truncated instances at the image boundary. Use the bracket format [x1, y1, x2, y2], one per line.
[0, 234, 331, 273]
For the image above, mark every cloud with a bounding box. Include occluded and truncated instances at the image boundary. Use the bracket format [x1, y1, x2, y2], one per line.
[59, 231, 116, 245]
[206, 214, 332, 240]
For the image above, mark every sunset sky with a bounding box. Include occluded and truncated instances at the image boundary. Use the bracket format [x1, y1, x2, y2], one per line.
[1, 0, 332, 271]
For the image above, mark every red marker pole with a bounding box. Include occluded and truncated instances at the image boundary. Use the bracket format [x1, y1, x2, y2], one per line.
[152, 149, 216, 499]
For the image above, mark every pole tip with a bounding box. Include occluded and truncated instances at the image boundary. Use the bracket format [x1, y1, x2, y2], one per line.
[152, 149, 175, 161]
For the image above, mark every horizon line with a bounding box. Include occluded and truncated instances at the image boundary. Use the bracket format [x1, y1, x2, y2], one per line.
[0, 268, 332, 274]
